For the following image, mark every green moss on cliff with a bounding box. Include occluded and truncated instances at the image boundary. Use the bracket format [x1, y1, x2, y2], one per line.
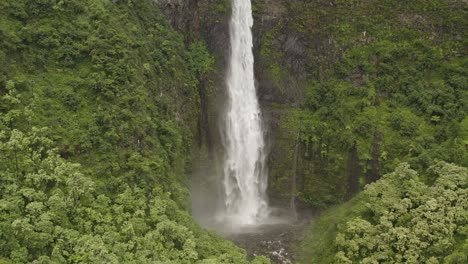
[262, 0, 467, 207]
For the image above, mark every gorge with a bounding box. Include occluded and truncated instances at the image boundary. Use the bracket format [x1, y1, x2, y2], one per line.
[0, 0, 466, 263]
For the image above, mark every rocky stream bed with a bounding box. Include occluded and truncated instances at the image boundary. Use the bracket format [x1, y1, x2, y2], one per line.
[226, 211, 314, 264]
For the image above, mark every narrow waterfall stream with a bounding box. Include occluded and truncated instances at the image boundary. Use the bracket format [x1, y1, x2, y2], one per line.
[192, 1, 315, 263]
[217, 2, 314, 263]
[220, 0, 269, 228]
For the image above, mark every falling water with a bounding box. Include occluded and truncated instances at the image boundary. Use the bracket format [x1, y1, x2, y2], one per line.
[220, 0, 269, 228]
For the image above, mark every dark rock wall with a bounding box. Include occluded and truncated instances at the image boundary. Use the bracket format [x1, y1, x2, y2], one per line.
[156, 0, 354, 208]
[156, 0, 316, 207]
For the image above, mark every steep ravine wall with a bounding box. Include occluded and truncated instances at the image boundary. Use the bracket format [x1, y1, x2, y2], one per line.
[154, 0, 233, 219]
[252, 0, 468, 208]
[155, 0, 468, 209]
[155, 0, 342, 208]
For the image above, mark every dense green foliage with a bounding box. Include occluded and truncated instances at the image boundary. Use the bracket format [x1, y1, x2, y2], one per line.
[1, 0, 466, 263]
[0, 0, 268, 263]
[255, 2, 468, 262]
[262, 0, 467, 207]
[298, 162, 468, 263]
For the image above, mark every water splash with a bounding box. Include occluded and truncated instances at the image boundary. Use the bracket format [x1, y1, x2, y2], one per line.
[220, 0, 269, 228]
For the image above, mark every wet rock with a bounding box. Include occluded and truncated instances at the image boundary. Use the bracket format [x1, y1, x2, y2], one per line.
[225, 211, 314, 264]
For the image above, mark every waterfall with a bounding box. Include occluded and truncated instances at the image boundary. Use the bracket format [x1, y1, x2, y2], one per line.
[221, 0, 269, 227]
[290, 129, 300, 221]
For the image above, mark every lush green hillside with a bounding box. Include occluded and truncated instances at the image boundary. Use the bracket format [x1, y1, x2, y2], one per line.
[0, 0, 268, 263]
[253, 1, 468, 262]
[298, 162, 467, 263]
[259, 0, 467, 207]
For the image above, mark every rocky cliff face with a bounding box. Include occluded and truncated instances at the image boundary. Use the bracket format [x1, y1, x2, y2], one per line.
[155, 0, 321, 207]
[253, 0, 306, 104]
[156, 0, 468, 209]
[155, 0, 230, 60]
[155, 0, 311, 103]
[155, 0, 230, 157]
[155, 0, 305, 102]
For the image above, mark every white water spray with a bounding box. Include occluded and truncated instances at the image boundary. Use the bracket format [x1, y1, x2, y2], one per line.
[221, 0, 269, 227]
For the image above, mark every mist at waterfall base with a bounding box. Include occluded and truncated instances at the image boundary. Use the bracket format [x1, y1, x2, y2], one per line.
[191, 0, 294, 234]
